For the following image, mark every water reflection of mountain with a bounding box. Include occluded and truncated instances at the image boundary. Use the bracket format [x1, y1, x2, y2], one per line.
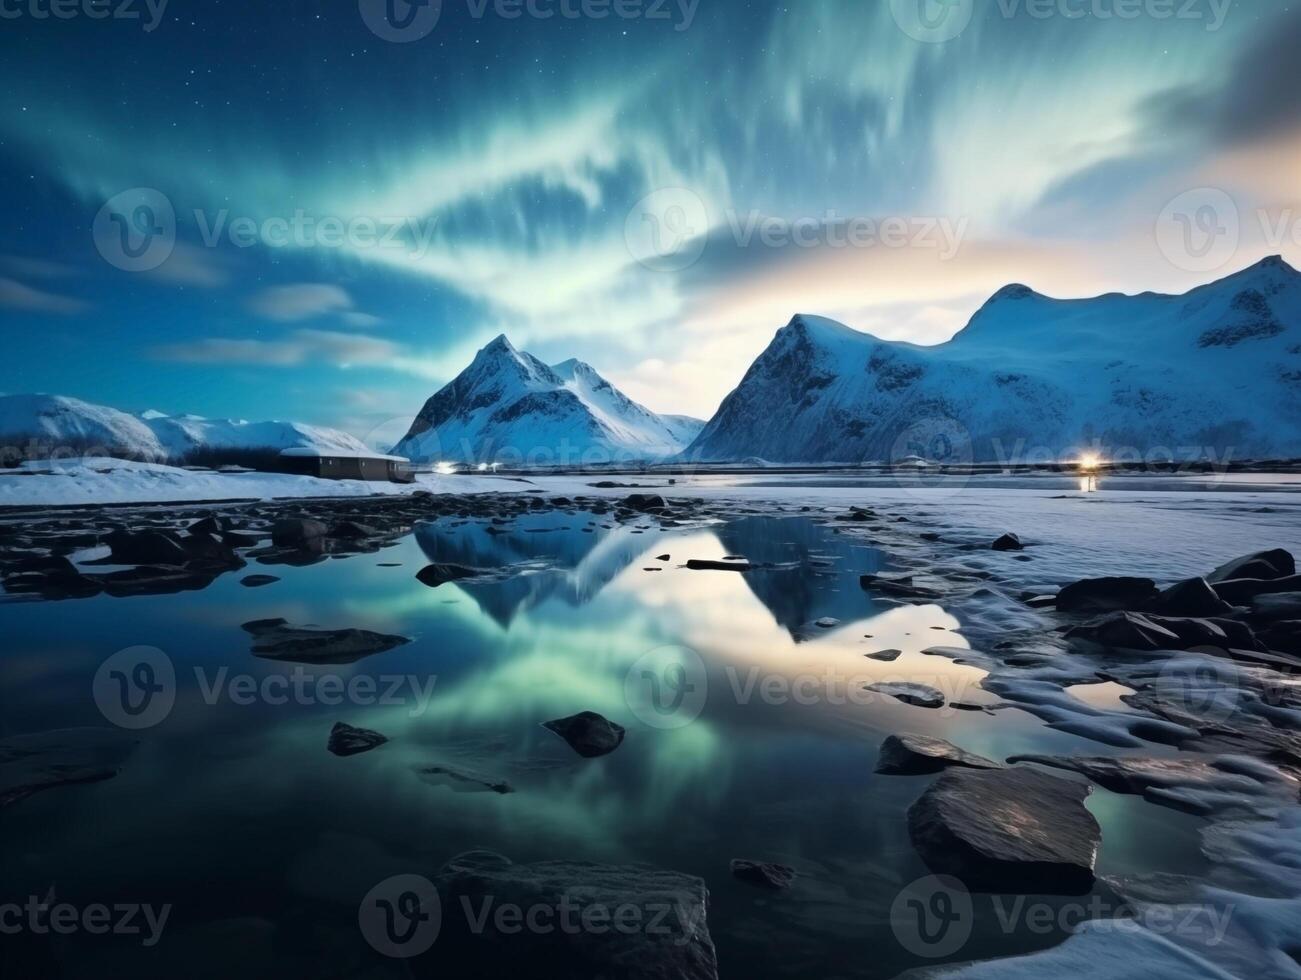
[714, 516, 889, 639]
[415, 512, 657, 626]
[417, 512, 890, 638]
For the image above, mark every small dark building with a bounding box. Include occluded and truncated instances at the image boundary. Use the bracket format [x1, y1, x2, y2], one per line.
[277, 448, 414, 483]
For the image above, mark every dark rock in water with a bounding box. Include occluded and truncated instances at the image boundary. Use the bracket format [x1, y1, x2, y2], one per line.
[175, 531, 243, 567]
[1251, 593, 1301, 621]
[329, 521, 380, 540]
[1213, 574, 1301, 604]
[417, 765, 514, 794]
[96, 564, 224, 598]
[991, 533, 1024, 552]
[866, 681, 946, 709]
[730, 859, 797, 890]
[242, 618, 409, 664]
[327, 722, 388, 757]
[866, 648, 903, 662]
[1258, 620, 1301, 655]
[1003, 754, 1297, 816]
[1067, 611, 1185, 651]
[686, 559, 753, 572]
[1056, 576, 1158, 613]
[416, 563, 488, 588]
[1145, 577, 1234, 618]
[621, 493, 669, 513]
[543, 711, 626, 758]
[876, 734, 1002, 775]
[907, 766, 1100, 894]
[656, 554, 671, 562]
[103, 528, 189, 565]
[188, 516, 224, 536]
[271, 518, 329, 547]
[0, 727, 138, 809]
[1207, 549, 1295, 584]
[1, 555, 101, 599]
[860, 573, 943, 601]
[240, 574, 280, 588]
[430, 850, 718, 979]
[814, 617, 840, 629]
[1068, 611, 1246, 652]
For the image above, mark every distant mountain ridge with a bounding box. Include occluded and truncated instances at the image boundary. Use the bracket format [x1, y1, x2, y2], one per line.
[394, 335, 703, 464]
[685, 256, 1301, 464]
[0, 393, 371, 464]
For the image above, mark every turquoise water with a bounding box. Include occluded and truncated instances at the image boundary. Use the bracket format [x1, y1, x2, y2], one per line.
[0, 512, 1208, 978]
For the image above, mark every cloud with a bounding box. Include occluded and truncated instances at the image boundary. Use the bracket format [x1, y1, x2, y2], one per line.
[0, 277, 89, 315]
[147, 244, 230, 288]
[150, 328, 400, 367]
[247, 283, 355, 322]
[0, 255, 76, 279]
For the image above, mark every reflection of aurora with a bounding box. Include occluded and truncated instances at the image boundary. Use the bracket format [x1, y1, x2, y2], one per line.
[415, 512, 894, 638]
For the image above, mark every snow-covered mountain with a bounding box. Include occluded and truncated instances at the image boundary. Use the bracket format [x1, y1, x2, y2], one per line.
[143, 413, 370, 459]
[0, 394, 170, 461]
[686, 256, 1301, 464]
[394, 335, 704, 464]
[0, 393, 371, 463]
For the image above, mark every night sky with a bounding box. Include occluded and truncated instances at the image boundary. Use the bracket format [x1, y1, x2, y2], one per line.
[1, 0, 1298, 441]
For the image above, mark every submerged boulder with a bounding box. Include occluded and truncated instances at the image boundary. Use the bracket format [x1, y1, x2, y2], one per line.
[730, 859, 797, 890]
[428, 850, 718, 979]
[876, 734, 1002, 775]
[415, 563, 488, 588]
[327, 722, 388, 757]
[543, 711, 626, 758]
[991, 533, 1024, 552]
[1056, 576, 1158, 613]
[907, 766, 1100, 894]
[865, 682, 946, 709]
[0, 728, 138, 809]
[242, 618, 409, 664]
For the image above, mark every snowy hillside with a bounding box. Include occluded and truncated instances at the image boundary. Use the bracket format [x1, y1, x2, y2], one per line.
[0, 394, 169, 461]
[687, 256, 1301, 463]
[143, 413, 371, 459]
[0, 394, 370, 464]
[394, 335, 703, 464]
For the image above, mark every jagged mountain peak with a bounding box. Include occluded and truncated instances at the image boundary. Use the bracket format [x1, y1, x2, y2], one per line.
[395, 340, 703, 464]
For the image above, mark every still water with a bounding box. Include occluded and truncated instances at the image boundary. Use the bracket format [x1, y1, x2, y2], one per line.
[1, 513, 1207, 978]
